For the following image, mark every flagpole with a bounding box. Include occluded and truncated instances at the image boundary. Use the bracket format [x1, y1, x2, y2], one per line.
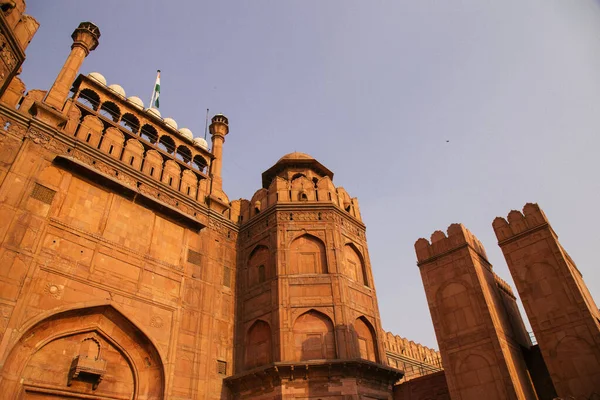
[149, 74, 155, 108]
[204, 108, 209, 140]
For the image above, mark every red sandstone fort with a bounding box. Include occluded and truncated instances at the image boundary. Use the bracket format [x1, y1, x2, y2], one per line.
[0, 2, 598, 399]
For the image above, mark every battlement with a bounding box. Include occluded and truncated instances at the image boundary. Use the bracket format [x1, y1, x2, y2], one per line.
[493, 273, 516, 299]
[493, 203, 549, 242]
[415, 223, 488, 264]
[381, 330, 442, 367]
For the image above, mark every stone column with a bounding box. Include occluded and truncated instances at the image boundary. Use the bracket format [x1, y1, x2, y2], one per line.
[44, 22, 100, 110]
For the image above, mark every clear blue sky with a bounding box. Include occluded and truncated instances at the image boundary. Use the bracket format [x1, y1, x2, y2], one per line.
[21, 1, 600, 349]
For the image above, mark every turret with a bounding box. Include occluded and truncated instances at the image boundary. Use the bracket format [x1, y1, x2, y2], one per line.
[209, 113, 228, 187]
[44, 22, 100, 111]
[206, 113, 230, 212]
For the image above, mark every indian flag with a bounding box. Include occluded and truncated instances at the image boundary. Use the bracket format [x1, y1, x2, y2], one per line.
[151, 70, 161, 108]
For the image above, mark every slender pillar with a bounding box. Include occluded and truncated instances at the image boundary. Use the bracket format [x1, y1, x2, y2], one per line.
[44, 22, 100, 110]
[209, 114, 229, 191]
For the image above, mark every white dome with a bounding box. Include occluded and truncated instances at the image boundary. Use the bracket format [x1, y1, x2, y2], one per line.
[164, 117, 178, 130]
[146, 107, 161, 118]
[87, 72, 106, 85]
[178, 127, 193, 141]
[126, 96, 144, 109]
[108, 84, 126, 97]
[193, 137, 208, 150]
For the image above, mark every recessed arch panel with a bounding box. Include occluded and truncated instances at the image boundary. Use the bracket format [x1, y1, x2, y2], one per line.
[247, 245, 270, 287]
[354, 316, 378, 362]
[0, 305, 165, 399]
[292, 310, 336, 361]
[344, 243, 369, 286]
[245, 320, 272, 369]
[289, 234, 327, 274]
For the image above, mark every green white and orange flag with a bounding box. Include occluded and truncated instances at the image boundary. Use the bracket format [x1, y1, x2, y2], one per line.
[150, 70, 160, 108]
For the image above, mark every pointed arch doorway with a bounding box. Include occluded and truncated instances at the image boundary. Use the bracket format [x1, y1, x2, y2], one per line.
[0, 305, 165, 399]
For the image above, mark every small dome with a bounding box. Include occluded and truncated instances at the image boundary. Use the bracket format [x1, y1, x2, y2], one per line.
[278, 152, 314, 162]
[126, 96, 144, 109]
[178, 127, 193, 141]
[146, 107, 161, 118]
[193, 137, 208, 149]
[164, 117, 178, 130]
[87, 72, 106, 85]
[108, 84, 126, 97]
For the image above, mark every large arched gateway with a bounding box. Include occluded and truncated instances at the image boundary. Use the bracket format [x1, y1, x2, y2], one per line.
[0, 305, 165, 399]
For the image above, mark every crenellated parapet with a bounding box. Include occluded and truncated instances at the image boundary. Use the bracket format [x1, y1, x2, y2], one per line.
[414, 223, 488, 265]
[381, 330, 441, 367]
[493, 202, 550, 243]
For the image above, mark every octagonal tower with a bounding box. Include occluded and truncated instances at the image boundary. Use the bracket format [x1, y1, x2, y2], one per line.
[226, 152, 401, 399]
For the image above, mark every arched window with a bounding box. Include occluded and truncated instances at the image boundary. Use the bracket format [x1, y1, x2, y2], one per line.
[344, 244, 369, 287]
[120, 113, 140, 134]
[98, 101, 121, 122]
[289, 234, 327, 274]
[140, 124, 158, 144]
[245, 320, 272, 369]
[293, 310, 336, 361]
[247, 245, 269, 287]
[354, 317, 378, 362]
[158, 135, 176, 154]
[176, 145, 192, 164]
[76, 88, 100, 111]
[192, 155, 208, 173]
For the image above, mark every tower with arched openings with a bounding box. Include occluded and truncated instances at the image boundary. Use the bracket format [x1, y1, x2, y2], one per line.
[228, 152, 402, 397]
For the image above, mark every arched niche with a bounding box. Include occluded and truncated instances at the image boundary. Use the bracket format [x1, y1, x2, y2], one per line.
[344, 243, 369, 286]
[354, 317, 378, 362]
[555, 335, 600, 395]
[0, 305, 165, 399]
[456, 354, 502, 399]
[247, 245, 270, 287]
[292, 310, 336, 361]
[289, 234, 327, 274]
[245, 320, 272, 370]
[143, 149, 163, 180]
[437, 281, 478, 336]
[525, 262, 571, 323]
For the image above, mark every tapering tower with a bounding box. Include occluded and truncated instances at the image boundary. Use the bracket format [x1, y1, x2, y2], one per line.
[494, 203, 600, 398]
[415, 224, 537, 400]
[32, 21, 100, 126]
[226, 152, 402, 399]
